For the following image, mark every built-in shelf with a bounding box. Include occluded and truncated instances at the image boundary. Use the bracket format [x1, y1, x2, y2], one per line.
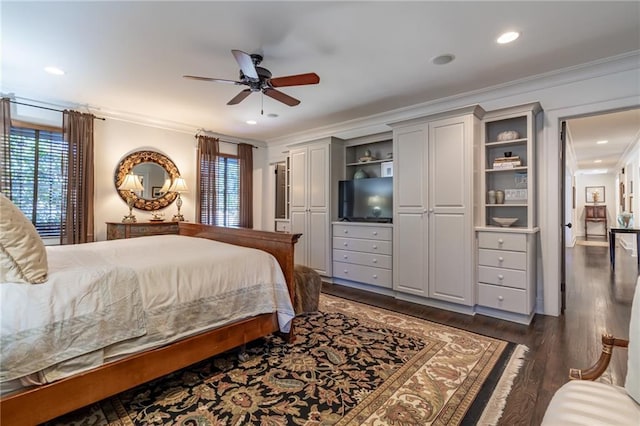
[485, 138, 528, 147]
[487, 203, 528, 207]
[486, 166, 528, 173]
[346, 158, 390, 167]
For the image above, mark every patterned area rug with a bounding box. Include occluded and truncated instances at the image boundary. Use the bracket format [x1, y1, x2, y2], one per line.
[48, 294, 526, 425]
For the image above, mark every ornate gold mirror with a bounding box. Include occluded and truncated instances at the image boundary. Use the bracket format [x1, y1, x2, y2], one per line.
[114, 150, 180, 211]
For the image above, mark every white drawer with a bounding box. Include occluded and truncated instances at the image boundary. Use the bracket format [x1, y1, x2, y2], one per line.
[478, 266, 526, 289]
[478, 232, 526, 252]
[478, 249, 526, 270]
[333, 249, 392, 269]
[333, 261, 392, 288]
[275, 221, 290, 232]
[477, 283, 529, 314]
[333, 224, 392, 241]
[333, 237, 392, 255]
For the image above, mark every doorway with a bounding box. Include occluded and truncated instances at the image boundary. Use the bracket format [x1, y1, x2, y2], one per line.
[561, 108, 640, 313]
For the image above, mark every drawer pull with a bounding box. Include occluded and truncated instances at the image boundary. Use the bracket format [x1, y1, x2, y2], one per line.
[373, 274, 378, 279]
[498, 296, 504, 301]
[343, 242, 348, 247]
[343, 255, 348, 259]
[498, 238, 504, 245]
[372, 245, 378, 249]
[344, 270, 348, 274]
[498, 256, 504, 262]
[498, 274, 504, 280]
[373, 231, 378, 236]
[372, 259, 377, 264]
[344, 229, 348, 234]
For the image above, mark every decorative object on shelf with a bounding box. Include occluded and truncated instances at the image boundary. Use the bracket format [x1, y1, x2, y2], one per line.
[359, 156, 373, 162]
[364, 149, 371, 157]
[353, 169, 368, 179]
[504, 151, 512, 157]
[169, 176, 189, 221]
[487, 190, 496, 204]
[586, 186, 605, 204]
[618, 212, 633, 228]
[118, 173, 144, 223]
[381, 161, 393, 177]
[495, 190, 505, 204]
[505, 189, 528, 201]
[492, 217, 518, 227]
[497, 130, 520, 141]
[150, 212, 165, 222]
[493, 155, 522, 169]
[386, 152, 393, 159]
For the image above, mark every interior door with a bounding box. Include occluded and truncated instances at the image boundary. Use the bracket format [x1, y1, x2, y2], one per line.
[560, 120, 568, 313]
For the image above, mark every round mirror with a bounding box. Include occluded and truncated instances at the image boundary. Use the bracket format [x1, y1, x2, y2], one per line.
[114, 150, 180, 211]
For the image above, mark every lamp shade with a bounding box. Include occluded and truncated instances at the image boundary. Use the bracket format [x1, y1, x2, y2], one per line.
[159, 178, 172, 193]
[169, 177, 188, 193]
[118, 173, 144, 191]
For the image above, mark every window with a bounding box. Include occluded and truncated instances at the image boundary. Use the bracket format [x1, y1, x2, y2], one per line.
[215, 155, 239, 226]
[6, 126, 67, 237]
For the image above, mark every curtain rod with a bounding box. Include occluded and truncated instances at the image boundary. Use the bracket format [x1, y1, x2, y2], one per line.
[9, 100, 106, 121]
[194, 133, 258, 149]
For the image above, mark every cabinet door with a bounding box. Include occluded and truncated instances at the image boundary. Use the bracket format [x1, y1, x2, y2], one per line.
[308, 143, 329, 210]
[289, 148, 307, 209]
[308, 210, 329, 274]
[290, 209, 308, 266]
[394, 125, 427, 210]
[428, 116, 473, 305]
[394, 212, 428, 295]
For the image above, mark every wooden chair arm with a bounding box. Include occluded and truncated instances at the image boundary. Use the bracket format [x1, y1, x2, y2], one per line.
[569, 334, 629, 380]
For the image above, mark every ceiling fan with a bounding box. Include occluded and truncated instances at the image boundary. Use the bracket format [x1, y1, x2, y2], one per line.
[184, 49, 320, 108]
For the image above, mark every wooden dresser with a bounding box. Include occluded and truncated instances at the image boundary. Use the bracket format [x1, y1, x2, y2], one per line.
[106, 221, 179, 240]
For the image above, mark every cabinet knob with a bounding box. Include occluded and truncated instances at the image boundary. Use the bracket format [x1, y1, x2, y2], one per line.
[372, 245, 378, 249]
[498, 239, 504, 244]
[372, 259, 377, 263]
[343, 255, 348, 259]
[498, 256, 504, 262]
[344, 242, 348, 247]
[373, 274, 378, 279]
[344, 229, 348, 234]
[344, 270, 348, 274]
[372, 231, 378, 236]
[498, 296, 504, 301]
[498, 274, 504, 280]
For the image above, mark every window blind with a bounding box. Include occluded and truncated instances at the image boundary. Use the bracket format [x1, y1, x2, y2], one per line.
[215, 156, 240, 227]
[8, 127, 67, 237]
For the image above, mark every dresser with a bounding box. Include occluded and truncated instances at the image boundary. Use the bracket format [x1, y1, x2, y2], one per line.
[476, 230, 537, 323]
[106, 221, 179, 240]
[332, 222, 393, 289]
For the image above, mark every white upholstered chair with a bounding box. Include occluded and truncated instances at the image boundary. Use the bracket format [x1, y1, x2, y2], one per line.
[541, 278, 640, 425]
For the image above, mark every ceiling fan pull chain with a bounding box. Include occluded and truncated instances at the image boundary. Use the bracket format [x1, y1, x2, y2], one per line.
[261, 91, 264, 115]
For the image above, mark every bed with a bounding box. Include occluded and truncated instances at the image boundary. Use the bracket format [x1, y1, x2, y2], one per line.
[0, 222, 301, 425]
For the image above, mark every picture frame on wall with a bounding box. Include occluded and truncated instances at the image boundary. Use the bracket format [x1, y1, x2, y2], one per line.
[381, 161, 393, 177]
[585, 186, 605, 203]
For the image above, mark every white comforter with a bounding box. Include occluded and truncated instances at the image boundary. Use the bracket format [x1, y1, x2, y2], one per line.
[0, 235, 294, 386]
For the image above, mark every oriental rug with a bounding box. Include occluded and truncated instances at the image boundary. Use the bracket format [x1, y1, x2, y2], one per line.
[49, 294, 526, 426]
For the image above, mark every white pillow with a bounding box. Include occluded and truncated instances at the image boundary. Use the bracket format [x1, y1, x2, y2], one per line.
[0, 193, 48, 284]
[625, 277, 640, 403]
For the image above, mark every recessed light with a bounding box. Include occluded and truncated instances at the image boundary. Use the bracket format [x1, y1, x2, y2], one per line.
[246, 120, 257, 125]
[497, 31, 520, 44]
[594, 159, 602, 163]
[44, 66, 65, 75]
[596, 140, 609, 144]
[431, 54, 455, 65]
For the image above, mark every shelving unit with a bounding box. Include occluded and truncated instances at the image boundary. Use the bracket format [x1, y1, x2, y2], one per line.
[345, 139, 393, 179]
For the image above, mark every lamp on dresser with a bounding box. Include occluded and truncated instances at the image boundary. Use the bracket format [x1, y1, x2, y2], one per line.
[118, 173, 144, 223]
[169, 176, 188, 221]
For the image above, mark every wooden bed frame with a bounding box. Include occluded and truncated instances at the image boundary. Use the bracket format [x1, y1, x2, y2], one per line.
[0, 223, 301, 425]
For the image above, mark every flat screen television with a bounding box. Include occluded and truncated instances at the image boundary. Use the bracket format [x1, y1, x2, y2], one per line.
[338, 177, 393, 223]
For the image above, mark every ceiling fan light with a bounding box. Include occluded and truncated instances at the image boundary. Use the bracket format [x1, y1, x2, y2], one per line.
[431, 54, 455, 65]
[497, 31, 520, 44]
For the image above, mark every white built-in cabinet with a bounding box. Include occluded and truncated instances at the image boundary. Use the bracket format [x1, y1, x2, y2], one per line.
[391, 105, 484, 306]
[475, 102, 542, 324]
[289, 137, 344, 276]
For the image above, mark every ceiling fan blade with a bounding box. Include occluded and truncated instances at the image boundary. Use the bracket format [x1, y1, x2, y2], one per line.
[231, 49, 259, 80]
[263, 88, 300, 106]
[227, 89, 252, 105]
[183, 75, 241, 84]
[270, 73, 320, 88]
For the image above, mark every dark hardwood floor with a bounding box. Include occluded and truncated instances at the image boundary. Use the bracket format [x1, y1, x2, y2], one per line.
[321, 237, 636, 425]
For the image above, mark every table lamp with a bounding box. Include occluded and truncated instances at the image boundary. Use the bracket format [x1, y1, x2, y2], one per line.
[169, 176, 188, 221]
[159, 178, 172, 195]
[118, 173, 144, 223]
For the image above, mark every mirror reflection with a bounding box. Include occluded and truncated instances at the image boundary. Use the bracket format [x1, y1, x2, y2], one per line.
[132, 162, 170, 200]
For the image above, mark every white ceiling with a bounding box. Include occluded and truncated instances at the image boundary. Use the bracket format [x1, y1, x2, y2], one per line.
[2, 1, 639, 144]
[568, 108, 640, 173]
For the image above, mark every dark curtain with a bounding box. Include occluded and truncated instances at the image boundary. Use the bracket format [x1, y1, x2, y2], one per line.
[197, 135, 219, 224]
[0, 98, 11, 196]
[238, 143, 253, 228]
[61, 110, 95, 244]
